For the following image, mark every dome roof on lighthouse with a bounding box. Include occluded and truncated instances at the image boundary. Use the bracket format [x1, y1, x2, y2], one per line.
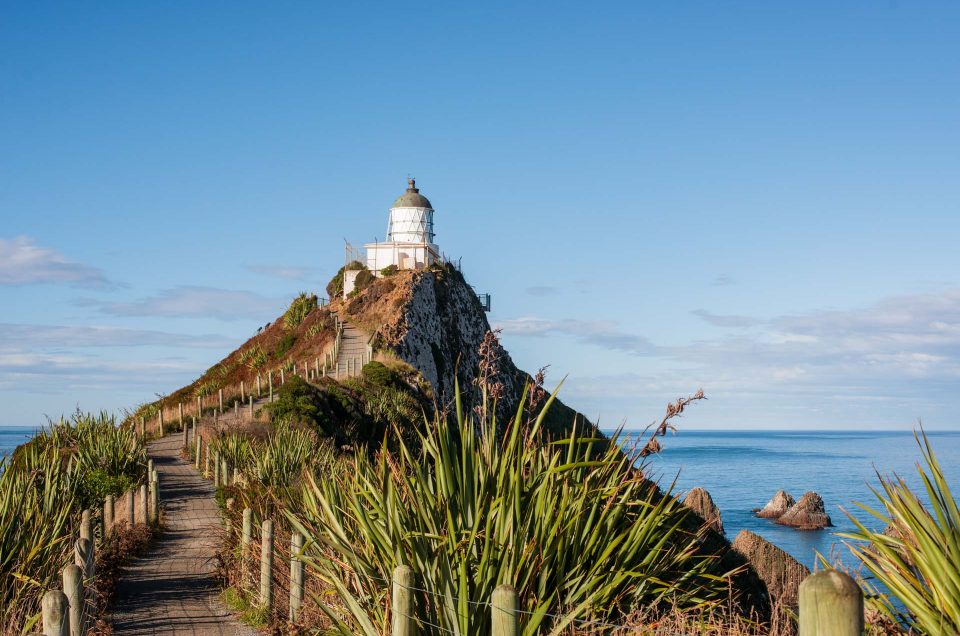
[391, 178, 433, 209]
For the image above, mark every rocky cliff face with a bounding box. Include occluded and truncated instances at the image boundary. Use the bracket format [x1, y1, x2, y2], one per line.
[341, 265, 589, 434]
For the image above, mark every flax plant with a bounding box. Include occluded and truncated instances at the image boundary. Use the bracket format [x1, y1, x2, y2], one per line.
[286, 383, 725, 635]
[842, 429, 960, 635]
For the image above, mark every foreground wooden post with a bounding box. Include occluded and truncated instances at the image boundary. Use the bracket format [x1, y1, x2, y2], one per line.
[182, 419, 189, 449]
[221, 458, 229, 487]
[260, 519, 274, 609]
[178, 402, 184, 429]
[138, 484, 148, 525]
[218, 388, 224, 412]
[248, 395, 254, 420]
[150, 475, 159, 525]
[241, 508, 253, 583]
[392, 565, 413, 636]
[158, 410, 163, 437]
[213, 452, 221, 488]
[103, 495, 114, 539]
[256, 373, 262, 397]
[79, 509, 93, 548]
[63, 564, 84, 636]
[289, 532, 304, 622]
[280, 368, 285, 386]
[41, 589, 69, 636]
[491, 584, 518, 636]
[240, 380, 245, 402]
[799, 569, 863, 636]
[268, 371, 274, 402]
[124, 490, 134, 527]
[74, 538, 93, 582]
[139, 417, 145, 439]
[205, 446, 211, 478]
[196, 435, 203, 469]
[196, 396, 202, 419]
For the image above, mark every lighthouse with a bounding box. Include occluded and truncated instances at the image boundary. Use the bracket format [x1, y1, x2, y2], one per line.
[364, 178, 440, 272]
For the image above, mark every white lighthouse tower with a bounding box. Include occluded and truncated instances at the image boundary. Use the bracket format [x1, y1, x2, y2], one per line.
[364, 178, 440, 272]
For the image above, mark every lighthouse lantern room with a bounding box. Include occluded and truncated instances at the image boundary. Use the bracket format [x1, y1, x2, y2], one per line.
[342, 179, 442, 297]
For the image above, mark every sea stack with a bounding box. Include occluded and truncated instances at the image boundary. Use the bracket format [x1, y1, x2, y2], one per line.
[683, 487, 724, 535]
[732, 530, 810, 623]
[754, 490, 795, 519]
[776, 491, 832, 530]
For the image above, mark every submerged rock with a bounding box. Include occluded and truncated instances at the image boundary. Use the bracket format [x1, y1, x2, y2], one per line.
[754, 490, 795, 519]
[683, 487, 724, 535]
[777, 491, 832, 530]
[732, 529, 810, 624]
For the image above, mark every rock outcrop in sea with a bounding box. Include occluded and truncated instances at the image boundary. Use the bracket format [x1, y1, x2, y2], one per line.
[732, 529, 810, 630]
[683, 487, 724, 535]
[776, 491, 832, 530]
[754, 490, 795, 519]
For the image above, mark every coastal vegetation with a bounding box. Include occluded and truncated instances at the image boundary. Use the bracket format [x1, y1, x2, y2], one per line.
[0, 412, 147, 633]
[842, 430, 960, 635]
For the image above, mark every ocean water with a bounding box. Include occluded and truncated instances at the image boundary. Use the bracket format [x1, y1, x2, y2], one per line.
[0, 426, 41, 461]
[620, 429, 960, 569]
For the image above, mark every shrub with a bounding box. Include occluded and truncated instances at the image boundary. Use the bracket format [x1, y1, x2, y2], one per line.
[239, 345, 267, 370]
[842, 430, 960, 634]
[360, 360, 398, 388]
[264, 376, 320, 427]
[380, 264, 399, 277]
[326, 261, 366, 299]
[275, 333, 297, 358]
[284, 292, 318, 330]
[286, 384, 725, 635]
[353, 269, 375, 292]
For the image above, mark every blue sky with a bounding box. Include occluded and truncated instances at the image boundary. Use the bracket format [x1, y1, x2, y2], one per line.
[1, 2, 958, 429]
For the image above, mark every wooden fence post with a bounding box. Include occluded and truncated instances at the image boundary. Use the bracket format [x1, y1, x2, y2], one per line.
[219, 388, 224, 413]
[205, 445, 211, 478]
[241, 507, 253, 588]
[103, 495, 114, 539]
[183, 419, 189, 449]
[158, 410, 163, 437]
[139, 417, 145, 439]
[268, 371, 273, 402]
[491, 584, 518, 636]
[197, 396, 202, 419]
[178, 403, 184, 429]
[196, 435, 203, 469]
[221, 458, 229, 487]
[41, 589, 69, 636]
[260, 519, 274, 609]
[240, 380, 245, 402]
[124, 490, 134, 527]
[74, 538, 93, 582]
[289, 532, 304, 622]
[799, 569, 863, 636]
[214, 452, 221, 488]
[392, 565, 413, 636]
[256, 373, 262, 397]
[280, 368, 285, 386]
[248, 395, 254, 420]
[150, 475, 159, 525]
[63, 564, 84, 636]
[138, 484, 148, 525]
[79, 510, 93, 548]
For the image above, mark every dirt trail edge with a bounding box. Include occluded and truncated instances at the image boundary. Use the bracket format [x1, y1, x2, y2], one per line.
[109, 434, 256, 636]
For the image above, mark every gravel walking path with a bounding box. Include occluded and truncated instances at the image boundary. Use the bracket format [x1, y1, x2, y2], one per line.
[109, 434, 255, 636]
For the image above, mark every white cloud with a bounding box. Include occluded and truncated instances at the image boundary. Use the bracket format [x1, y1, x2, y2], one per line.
[691, 309, 760, 328]
[84, 286, 282, 321]
[497, 317, 656, 356]
[0, 236, 114, 288]
[0, 324, 234, 350]
[245, 264, 317, 281]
